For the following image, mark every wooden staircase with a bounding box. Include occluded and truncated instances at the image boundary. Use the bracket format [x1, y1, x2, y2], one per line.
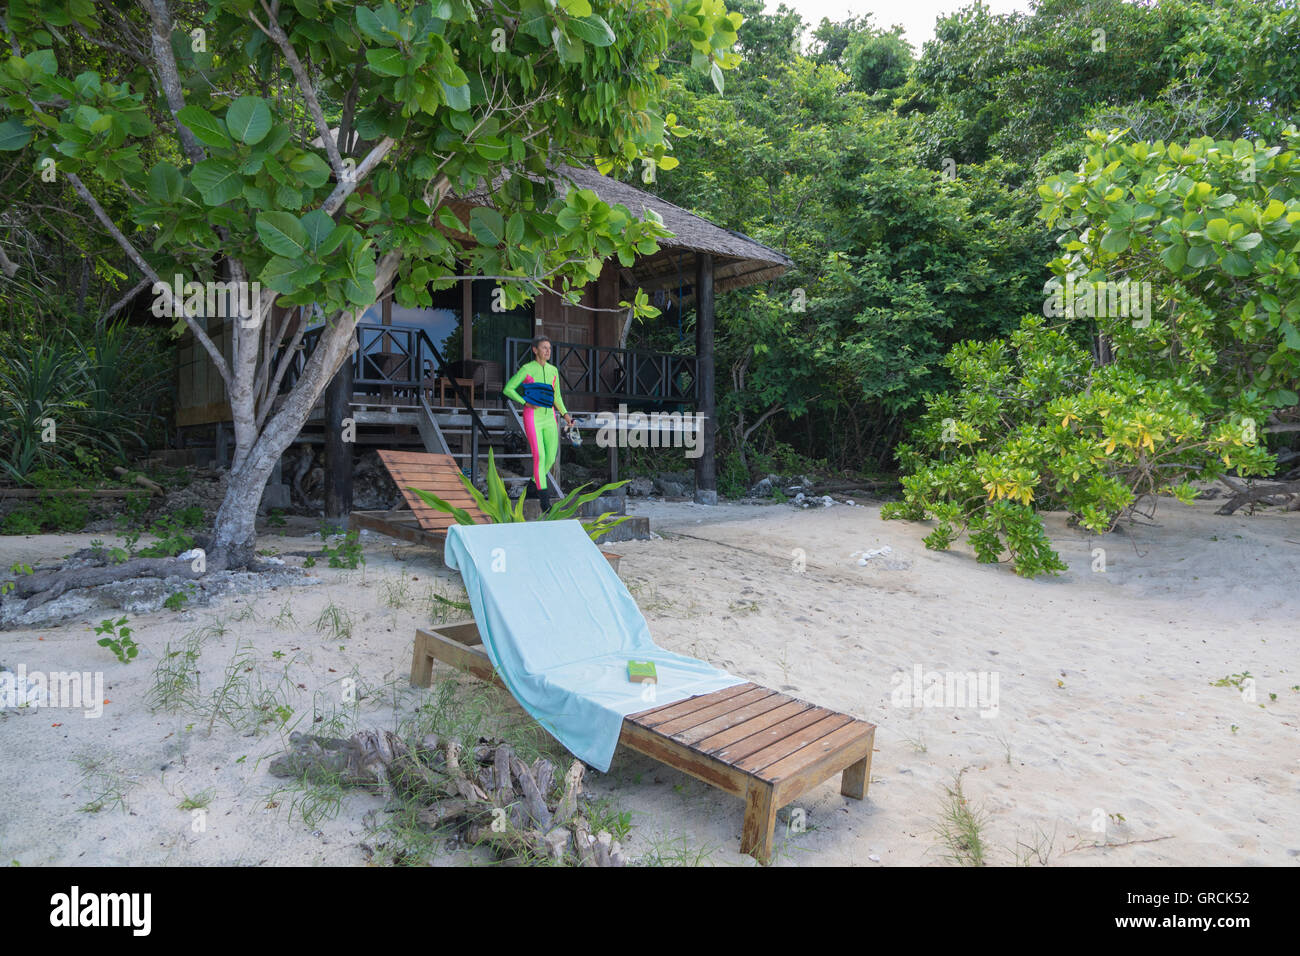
[343, 398, 560, 495]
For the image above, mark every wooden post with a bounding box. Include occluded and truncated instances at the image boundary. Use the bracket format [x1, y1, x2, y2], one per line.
[324, 339, 355, 520]
[462, 276, 473, 361]
[694, 252, 716, 505]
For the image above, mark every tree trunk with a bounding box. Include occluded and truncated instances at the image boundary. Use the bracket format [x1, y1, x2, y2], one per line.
[207, 253, 400, 568]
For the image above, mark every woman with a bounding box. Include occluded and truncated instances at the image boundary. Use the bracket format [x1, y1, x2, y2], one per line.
[502, 335, 574, 511]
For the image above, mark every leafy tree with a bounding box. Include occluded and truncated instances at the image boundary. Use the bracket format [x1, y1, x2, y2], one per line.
[0, 0, 741, 567]
[884, 128, 1300, 575]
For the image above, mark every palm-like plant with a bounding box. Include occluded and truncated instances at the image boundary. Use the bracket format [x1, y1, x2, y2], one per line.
[409, 448, 631, 542]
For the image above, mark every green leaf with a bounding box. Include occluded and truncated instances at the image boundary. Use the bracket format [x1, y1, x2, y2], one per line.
[438, 208, 466, 233]
[176, 106, 231, 149]
[1206, 218, 1231, 242]
[256, 211, 311, 257]
[710, 61, 724, 94]
[1159, 243, 1187, 272]
[1221, 251, 1252, 277]
[300, 209, 337, 251]
[226, 96, 272, 145]
[469, 207, 504, 245]
[73, 71, 101, 96]
[1282, 322, 1300, 351]
[190, 159, 243, 204]
[366, 48, 405, 76]
[260, 255, 304, 294]
[569, 14, 615, 46]
[440, 80, 470, 112]
[355, 6, 390, 42]
[24, 50, 56, 76]
[147, 162, 184, 202]
[0, 117, 33, 151]
[287, 150, 331, 188]
[1099, 229, 1129, 253]
[474, 139, 508, 160]
[506, 212, 524, 245]
[317, 224, 350, 257]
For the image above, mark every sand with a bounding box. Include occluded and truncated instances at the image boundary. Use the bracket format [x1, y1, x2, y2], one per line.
[1, 496, 1297, 867]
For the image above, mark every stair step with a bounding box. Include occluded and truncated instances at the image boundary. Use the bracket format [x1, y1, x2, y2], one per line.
[450, 452, 533, 459]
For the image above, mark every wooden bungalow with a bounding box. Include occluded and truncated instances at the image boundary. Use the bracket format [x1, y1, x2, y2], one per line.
[172, 165, 791, 513]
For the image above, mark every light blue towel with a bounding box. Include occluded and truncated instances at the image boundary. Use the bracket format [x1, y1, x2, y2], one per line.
[443, 520, 745, 772]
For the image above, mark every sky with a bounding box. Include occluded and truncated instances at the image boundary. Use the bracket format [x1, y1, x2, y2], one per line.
[776, 0, 1036, 52]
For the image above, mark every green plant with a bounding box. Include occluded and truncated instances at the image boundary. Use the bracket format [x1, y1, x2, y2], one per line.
[410, 448, 632, 542]
[177, 788, 214, 811]
[315, 525, 364, 569]
[1210, 672, 1253, 689]
[584, 796, 633, 842]
[886, 128, 1300, 575]
[93, 616, 138, 664]
[117, 492, 151, 530]
[163, 589, 191, 612]
[933, 768, 989, 866]
[0, 509, 41, 535]
[8, 561, 34, 575]
[73, 752, 137, 814]
[314, 602, 354, 641]
[267, 508, 287, 528]
[201, 639, 300, 736]
[303, 556, 316, 568]
[147, 626, 206, 714]
[381, 571, 414, 610]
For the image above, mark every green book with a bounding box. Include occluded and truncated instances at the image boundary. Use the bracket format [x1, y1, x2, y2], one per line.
[627, 660, 657, 684]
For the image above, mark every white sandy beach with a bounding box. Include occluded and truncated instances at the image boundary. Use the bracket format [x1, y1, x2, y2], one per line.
[1, 496, 1296, 866]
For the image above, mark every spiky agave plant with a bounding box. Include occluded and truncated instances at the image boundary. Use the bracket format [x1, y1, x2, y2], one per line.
[409, 448, 631, 542]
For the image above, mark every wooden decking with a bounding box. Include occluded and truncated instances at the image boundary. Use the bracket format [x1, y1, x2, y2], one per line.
[411, 623, 875, 862]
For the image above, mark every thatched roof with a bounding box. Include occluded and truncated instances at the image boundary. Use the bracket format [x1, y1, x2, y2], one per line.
[446, 164, 791, 301]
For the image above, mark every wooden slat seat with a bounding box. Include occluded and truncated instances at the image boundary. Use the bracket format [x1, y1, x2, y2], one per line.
[411, 624, 876, 862]
[351, 449, 623, 574]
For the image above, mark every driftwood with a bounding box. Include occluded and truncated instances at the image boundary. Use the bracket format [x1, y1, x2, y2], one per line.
[271, 731, 626, 866]
[11, 554, 206, 612]
[803, 480, 898, 496]
[112, 466, 164, 494]
[1215, 479, 1300, 515]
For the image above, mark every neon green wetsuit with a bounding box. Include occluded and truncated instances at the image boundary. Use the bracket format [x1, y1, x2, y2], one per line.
[503, 360, 568, 491]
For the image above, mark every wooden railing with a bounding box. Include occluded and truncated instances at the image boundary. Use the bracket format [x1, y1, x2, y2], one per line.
[288, 322, 493, 481]
[505, 338, 698, 407]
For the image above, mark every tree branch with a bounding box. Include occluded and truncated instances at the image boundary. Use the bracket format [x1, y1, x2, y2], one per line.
[321, 137, 395, 216]
[62, 168, 233, 390]
[250, 0, 345, 178]
[141, 0, 206, 166]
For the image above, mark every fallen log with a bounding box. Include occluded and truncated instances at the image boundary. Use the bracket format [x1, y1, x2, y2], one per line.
[1215, 479, 1300, 515]
[13, 554, 206, 612]
[112, 466, 164, 495]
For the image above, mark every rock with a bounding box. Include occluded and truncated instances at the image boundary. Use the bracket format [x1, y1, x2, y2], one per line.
[750, 477, 773, 498]
[626, 476, 654, 497]
[794, 492, 805, 504]
[352, 451, 399, 511]
[653, 476, 686, 497]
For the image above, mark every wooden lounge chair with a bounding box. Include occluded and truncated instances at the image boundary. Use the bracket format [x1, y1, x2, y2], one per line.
[352, 449, 622, 572]
[411, 621, 876, 863]
[349, 450, 488, 551]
